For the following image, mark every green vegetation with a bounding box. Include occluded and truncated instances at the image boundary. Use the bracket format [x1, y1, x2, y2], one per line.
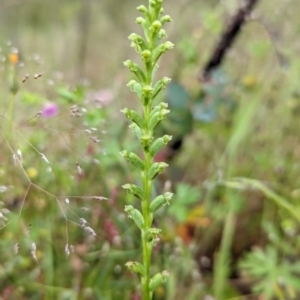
[1, 0, 300, 299]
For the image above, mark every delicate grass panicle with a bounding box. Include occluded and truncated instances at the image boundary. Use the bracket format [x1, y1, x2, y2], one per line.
[121, 1, 174, 299]
[1, 44, 110, 268]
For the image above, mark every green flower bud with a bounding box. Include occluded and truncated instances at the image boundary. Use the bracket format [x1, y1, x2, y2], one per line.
[129, 123, 142, 139]
[128, 33, 147, 53]
[125, 261, 146, 277]
[150, 102, 168, 119]
[152, 77, 171, 99]
[162, 41, 175, 50]
[135, 13, 149, 34]
[141, 50, 152, 62]
[150, 192, 173, 213]
[151, 20, 162, 33]
[161, 76, 171, 84]
[124, 205, 144, 229]
[149, 0, 156, 7]
[141, 50, 152, 75]
[120, 150, 145, 171]
[145, 228, 162, 245]
[152, 41, 174, 64]
[148, 108, 170, 130]
[149, 270, 170, 291]
[142, 85, 153, 96]
[158, 29, 167, 40]
[127, 80, 143, 99]
[148, 162, 168, 180]
[150, 0, 162, 9]
[140, 134, 153, 148]
[123, 60, 146, 82]
[150, 135, 172, 156]
[135, 17, 145, 25]
[121, 108, 144, 129]
[141, 85, 153, 105]
[122, 183, 144, 201]
[136, 5, 148, 14]
[149, 20, 162, 42]
[160, 15, 172, 24]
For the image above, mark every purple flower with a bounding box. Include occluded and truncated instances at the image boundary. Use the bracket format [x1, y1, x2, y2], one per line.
[42, 103, 59, 118]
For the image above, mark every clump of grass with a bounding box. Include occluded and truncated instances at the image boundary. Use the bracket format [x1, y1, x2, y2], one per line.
[120, 1, 174, 299]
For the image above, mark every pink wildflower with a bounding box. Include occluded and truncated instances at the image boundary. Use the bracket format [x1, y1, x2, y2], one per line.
[42, 103, 59, 117]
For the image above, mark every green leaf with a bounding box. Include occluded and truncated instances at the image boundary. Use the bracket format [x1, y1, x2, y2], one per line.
[168, 184, 201, 223]
[239, 245, 300, 299]
[166, 82, 190, 109]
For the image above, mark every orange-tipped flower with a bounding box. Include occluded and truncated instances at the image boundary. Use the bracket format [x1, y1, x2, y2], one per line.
[9, 53, 19, 65]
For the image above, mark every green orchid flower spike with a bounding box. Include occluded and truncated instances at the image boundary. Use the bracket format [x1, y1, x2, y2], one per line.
[121, 1, 174, 299]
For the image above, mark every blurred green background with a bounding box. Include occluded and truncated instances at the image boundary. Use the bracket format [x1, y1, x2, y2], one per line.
[1, 0, 300, 299]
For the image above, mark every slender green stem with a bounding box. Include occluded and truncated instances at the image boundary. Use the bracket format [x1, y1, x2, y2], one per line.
[141, 101, 153, 300]
[8, 93, 15, 118]
[140, 33, 157, 298]
[5, 94, 16, 147]
[213, 193, 237, 300]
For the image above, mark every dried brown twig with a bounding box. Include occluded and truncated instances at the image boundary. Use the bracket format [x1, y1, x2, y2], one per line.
[200, 0, 260, 81]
